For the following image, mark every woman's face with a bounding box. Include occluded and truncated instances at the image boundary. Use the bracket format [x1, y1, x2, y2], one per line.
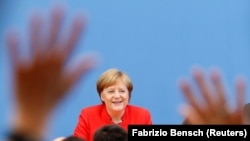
[101, 79, 129, 113]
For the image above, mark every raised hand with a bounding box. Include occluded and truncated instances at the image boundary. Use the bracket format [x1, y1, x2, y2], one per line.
[179, 67, 245, 124]
[6, 6, 97, 135]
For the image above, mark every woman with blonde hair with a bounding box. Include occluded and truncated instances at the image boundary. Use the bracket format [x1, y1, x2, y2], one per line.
[73, 68, 152, 141]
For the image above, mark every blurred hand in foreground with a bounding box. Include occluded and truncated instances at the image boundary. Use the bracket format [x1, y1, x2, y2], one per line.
[6, 5, 97, 136]
[179, 67, 245, 124]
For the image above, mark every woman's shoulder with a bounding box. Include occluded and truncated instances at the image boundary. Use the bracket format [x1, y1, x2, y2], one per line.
[127, 104, 150, 114]
[80, 104, 104, 113]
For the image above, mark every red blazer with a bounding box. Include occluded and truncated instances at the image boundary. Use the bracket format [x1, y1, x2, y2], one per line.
[73, 104, 152, 141]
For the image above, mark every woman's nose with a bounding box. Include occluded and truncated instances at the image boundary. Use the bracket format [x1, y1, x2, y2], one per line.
[114, 91, 120, 97]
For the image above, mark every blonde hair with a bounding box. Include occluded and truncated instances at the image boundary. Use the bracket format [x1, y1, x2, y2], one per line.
[96, 68, 133, 101]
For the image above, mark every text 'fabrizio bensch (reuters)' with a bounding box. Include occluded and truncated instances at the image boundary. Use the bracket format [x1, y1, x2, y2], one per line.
[128, 125, 249, 141]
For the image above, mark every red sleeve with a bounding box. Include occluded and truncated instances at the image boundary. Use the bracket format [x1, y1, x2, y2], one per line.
[73, 109, 90, 141]
[145, 110, 153, 124]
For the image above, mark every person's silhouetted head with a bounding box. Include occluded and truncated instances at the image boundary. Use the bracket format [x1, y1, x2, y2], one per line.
[93, 124, 128, 141]
[53, 136, 85, 141]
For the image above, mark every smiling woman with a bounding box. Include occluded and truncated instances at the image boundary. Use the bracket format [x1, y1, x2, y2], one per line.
[73, 68, 152, 141]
